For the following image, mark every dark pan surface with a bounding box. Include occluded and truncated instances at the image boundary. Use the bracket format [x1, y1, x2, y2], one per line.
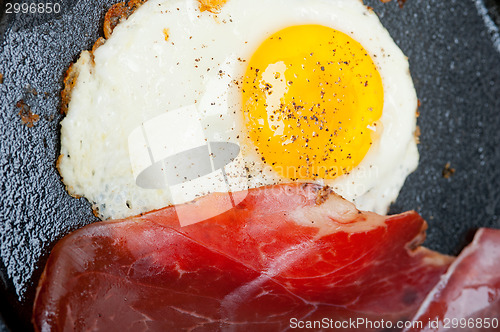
[1, 0, 500, 330]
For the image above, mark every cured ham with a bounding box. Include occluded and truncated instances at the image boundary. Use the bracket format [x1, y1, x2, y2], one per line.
[405, 228, 500, 332]
[33, 184, 452, 331]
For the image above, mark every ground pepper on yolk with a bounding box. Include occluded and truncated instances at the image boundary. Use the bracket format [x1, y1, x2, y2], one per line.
[242, 24, 384, 181]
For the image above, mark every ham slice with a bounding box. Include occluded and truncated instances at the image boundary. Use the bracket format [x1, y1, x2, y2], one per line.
[33, 183, 452, 331]
[405, 228, 500, 332]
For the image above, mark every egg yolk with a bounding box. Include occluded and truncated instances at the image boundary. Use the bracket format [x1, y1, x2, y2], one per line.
[241, 25, 383, 180]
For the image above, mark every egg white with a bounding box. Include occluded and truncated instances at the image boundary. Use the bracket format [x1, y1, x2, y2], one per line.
[59, 0, 418, 219]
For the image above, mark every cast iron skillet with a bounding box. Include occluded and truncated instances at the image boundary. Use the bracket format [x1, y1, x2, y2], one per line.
[1, 0, 500, 330]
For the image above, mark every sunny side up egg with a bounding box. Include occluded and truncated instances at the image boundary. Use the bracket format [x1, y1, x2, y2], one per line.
[59, 0, 419, 220]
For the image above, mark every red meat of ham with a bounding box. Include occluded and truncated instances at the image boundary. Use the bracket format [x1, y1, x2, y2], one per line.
[405, 228, 500, 332]
[33, 183, 452, 331]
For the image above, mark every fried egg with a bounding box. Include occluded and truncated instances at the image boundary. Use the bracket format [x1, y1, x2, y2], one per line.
[59, 0, 419, 220]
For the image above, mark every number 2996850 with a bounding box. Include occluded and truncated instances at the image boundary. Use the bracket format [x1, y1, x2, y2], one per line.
[5, 2, 61, 14]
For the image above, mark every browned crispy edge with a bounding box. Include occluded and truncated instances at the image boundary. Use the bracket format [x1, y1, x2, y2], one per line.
[199, 0, 229, 13]
[60, 0, 233, 115]
[60, 0, 148, 116]
[103, 0, 148, 39]
[58, 0, 148, 218]
[60, 62, 78, 115]
[379, 0, 407, 8]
